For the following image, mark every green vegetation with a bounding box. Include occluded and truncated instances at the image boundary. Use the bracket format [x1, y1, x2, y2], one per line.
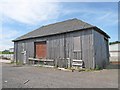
[0, 50, 14, 54]
[78, 68, 86, 72]
[10, 61, 15, 64]
[95, 65, 102, 70]
[69, 66, 102, 72]
[16, 61, 23, 66]
[109, 41, 120, 45]
[1, 52, 14, 54]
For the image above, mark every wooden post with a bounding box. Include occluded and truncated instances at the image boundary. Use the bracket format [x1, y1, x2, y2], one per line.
[54, 59, 57, 67]
[67, 58, 71, 68]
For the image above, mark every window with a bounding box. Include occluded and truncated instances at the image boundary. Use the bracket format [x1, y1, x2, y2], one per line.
[73, 36, 82, 60]
[73, 36, 81, 51]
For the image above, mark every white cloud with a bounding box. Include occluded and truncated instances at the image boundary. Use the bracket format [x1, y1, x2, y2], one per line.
[0, 28, 20, 51]
[97, 12, 118, 26]
[0, 39, 14, 50]
[2, 30, 19, 39]
[0, 0, 62, 50]
[62, 7, 117, 27]
[0, 1, 117, 50]
[0, 0, 61, 25]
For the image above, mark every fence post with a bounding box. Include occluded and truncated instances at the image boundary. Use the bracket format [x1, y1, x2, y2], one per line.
[67, 58, 71, 68]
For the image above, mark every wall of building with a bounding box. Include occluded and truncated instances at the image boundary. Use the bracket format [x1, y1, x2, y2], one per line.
[93, 30, 109, 68]
[14, 29, 109, 69]
[109, 43, 120, 62]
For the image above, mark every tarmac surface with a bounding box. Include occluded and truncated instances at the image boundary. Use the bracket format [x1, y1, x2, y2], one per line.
[2, 63, 119, 88]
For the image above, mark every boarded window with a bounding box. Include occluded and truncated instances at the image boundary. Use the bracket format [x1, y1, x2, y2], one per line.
[73, 36, 81, 51]
[73, 36, 82, 60]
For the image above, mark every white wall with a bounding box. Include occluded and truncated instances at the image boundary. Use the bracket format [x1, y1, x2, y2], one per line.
[0, 54, 14, 60]
[109, 43, 120, 51]
[109, 43, 120, 62]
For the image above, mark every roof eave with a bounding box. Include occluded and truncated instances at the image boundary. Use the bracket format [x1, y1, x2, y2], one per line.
[12, 27, 94, 42]
[93, 26, 110, 38]
[12, 26, 110, 42]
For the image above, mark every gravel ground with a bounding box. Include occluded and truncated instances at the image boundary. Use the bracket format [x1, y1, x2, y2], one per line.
[2, 63, 118, 88]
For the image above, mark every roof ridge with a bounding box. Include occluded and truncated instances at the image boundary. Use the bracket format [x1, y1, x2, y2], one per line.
[41, 18, 78, 27]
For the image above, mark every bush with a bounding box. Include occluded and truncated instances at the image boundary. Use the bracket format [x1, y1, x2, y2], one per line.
[10, 61, 15, 64]
[78, 68, 85, 72]
[16, 61, 23, 65]
[95, 65, 101, 70]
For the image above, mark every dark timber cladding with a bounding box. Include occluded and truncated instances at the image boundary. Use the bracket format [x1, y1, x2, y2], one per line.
[13, 18, 110, 69]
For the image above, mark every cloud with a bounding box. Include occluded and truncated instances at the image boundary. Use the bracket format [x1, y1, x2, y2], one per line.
[62, 7, 117, 27]
[0, 0, 61, 25]
[2, 30, 19, 39]
[0, 2, 117, 50]
[0, 28, 20, 51]
[97, 12, 118, 26]
[0, 0, 62, 50]
[0, 39, 13, 50]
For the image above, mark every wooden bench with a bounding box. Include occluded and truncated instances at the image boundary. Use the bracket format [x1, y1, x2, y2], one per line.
[72, 59, 83, 68]
[28, 58, 54, 65]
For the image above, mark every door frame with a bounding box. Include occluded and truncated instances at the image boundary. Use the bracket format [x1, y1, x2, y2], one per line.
[34, 41, 47, 59]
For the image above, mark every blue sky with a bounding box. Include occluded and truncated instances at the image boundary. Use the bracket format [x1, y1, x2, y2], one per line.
[1, 1, 118, 50]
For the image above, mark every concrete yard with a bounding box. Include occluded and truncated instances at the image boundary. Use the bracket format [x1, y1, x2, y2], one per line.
[2, 63, 118, 88]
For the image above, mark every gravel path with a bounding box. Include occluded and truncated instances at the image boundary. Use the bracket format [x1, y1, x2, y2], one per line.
[2, 63, 118, 88]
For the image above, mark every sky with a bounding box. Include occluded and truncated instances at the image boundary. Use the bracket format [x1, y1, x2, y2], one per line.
[0, 1, 118, 51]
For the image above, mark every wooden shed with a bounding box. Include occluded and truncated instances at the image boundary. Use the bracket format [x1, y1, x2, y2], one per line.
[13, 18, 110, 69]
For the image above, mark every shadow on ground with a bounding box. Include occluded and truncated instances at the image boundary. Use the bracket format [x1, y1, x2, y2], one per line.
[106, 63, 120, 69]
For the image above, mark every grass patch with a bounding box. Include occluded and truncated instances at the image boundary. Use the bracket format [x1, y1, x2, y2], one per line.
[0, 51, 14, 54]
[16, 62, 23, 65]
[69, 66, 102, 72]
[95, 65, 102, 70]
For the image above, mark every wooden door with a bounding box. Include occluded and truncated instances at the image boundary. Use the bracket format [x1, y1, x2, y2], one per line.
[35, 42, 47, 59]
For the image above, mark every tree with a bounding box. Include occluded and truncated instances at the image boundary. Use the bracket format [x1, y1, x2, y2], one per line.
[109, 41, 120, 45]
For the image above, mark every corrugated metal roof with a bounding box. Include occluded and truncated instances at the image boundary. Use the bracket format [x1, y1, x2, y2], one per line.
[13, 18, 109, 41]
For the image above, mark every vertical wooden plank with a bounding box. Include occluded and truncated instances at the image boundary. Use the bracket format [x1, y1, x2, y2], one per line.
[93, 30, 109, 68]
[58, 35, 60, 59]
[70, 33, 73, 67]
[46, 40, 49, 59]
[18, 42, 23, 63]
[14, 42, 18, 62]
[82, 30, 87, 68]
[49, 39, 52, 59]
[81, 30, 94, 69]
[51, 38, 53, 59]
[89, 30, 93, 69]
